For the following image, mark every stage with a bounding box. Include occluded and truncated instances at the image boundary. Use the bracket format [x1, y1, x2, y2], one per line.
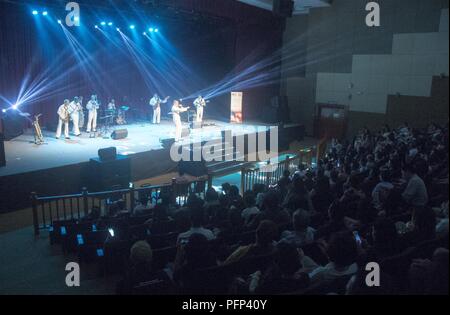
[0, 119, 273, 212]
[0, 119, 270, 177]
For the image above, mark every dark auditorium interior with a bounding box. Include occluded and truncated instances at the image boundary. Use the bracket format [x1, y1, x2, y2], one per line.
[0, 0, 448, 299]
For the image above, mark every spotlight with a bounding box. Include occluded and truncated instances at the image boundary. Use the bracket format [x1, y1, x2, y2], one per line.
[149, 27, 154, 32]
[100, 21, 106, 26]
[12, 104, 18, 110]
[143, 32, 146, 35]
[95, 25, 98, 29]
[108, 22, 113, 26]
[74, 16, 79, 22]
[32, 10, 38, 15]
[57, 19, 62, 24]
[1, 109, 6, 113]
[129, 24, 135, 29]
[116, 27, 120, 31]
[154, 28, 159, 33]
[42, 11, 48, 16]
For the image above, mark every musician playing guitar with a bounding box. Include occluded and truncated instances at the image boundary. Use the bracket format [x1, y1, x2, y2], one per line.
[149, 93, 170, 124]
[193, 95, 209, 123]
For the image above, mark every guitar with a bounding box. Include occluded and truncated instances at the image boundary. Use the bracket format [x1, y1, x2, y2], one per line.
[151, 96, 170, 108]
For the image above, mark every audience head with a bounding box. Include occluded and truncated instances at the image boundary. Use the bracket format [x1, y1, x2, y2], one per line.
[327, 231, 358, 268]
[130, 240, 153, 267]
[293, 209, 310, 232]
[256, 220, 278, 247]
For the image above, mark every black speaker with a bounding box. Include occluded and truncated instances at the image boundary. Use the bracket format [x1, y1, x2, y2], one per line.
[98, 147, 117, 162]
[88, 155, 131, 191]
[273, 0, 294, 17]
[2, 113, 24, 141]
[178, 160, 207, 177]
[111, 129, 128, 140]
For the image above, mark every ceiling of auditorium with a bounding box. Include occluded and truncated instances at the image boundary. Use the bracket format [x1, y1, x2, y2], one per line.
[238, 0, 331, 14]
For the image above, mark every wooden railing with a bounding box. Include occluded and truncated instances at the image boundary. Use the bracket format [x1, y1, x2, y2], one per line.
[240, 155, 301, 194]
[31, 178, 208, 236]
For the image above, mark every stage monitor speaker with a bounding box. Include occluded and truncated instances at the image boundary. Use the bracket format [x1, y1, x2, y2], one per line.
[98, 147, 117, 162]
[88, 155, 131, 191]
[0, 133, 5, 167]
[2, 113, 24, 141]
[178, 160, 207, 177]
[273, 0, 294, 17]
[111, 129, 128, 140]
[190, 121, 202, 129]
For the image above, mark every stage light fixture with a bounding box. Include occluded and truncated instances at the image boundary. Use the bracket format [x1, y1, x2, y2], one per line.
[149, 27, 154, 32]
[57, 19, 62, 24]
[95, 25, 99, 29]
[143, 32, 146, 35]
[100, 21, 106, 26]
[154, 28, 159, 33]
[108, 22, 113, 26]
[12, 104, 18, 110]
[116, 27, 120, 31]
[129, 24, 135, 29]
[32, 10, 38, 15]
[1, 109, 6, 113]
[42, 11, 48, 16]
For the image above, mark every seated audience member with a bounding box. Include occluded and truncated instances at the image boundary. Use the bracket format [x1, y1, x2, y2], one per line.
[116, 240, 172, 294]
[133, 195, 151, 214]
[224, 220, 278, 265]
[253, 191, 290, 229]
[277, 170, 292, 198]
[401, 163, 428, 207]
[307, 231, 358, 285]
[173, 233, 218, 293]
[177, 207, 215, 244]
[279, 209, 315, 247]
[434, 201, 449, 239]
[250, 242, 309, 294]
[146, 204, 174, 235]
[408, 248, 449, 295]
[315, 201, 347, 241]
[368, 217, 402, 259]
[310, 175, 334, 214]
[401, 206, 436, 246]
[241, 191, 260, 225]
[372, 169, 394, 212]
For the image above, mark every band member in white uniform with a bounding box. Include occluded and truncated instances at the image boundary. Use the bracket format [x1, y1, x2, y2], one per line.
[56, 99, 71, 139]
[68, 96, 82, 136]
[149, 94, 169, 124]
[86, 95, 99, 133]
[171, 99, 189, 142]
[193, 95, 207, 123]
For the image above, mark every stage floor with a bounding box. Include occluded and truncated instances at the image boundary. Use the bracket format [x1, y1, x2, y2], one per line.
[1, 119, 271, 177]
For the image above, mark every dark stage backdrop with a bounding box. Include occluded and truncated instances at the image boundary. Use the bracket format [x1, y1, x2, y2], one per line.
[0, 0, 284, 129]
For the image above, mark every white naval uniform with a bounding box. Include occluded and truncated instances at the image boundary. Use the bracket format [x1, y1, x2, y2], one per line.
[172, 104, 188, 141]
[69, 101, 82, 136]
[56, 104, 70, 138]
[150, 96, 167, 124]
[86, 100, 98, 132]
[194, 97, 206, 123]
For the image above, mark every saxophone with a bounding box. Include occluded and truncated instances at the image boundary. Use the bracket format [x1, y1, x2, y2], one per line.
[33, 114, 44, 144]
